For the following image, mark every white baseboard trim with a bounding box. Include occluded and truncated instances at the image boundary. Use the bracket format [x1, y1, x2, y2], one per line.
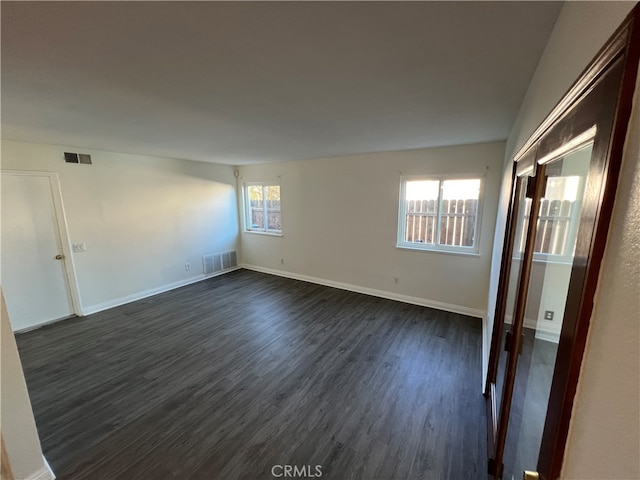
[505, 315, 561, 344]
[241, 264, 485, 319]
[524, 319, 560, 344]
[533, 329, 560, 344]
[82, 267, 241, 316]
[26, 456, 55, 480]
[14, 314, 77, 334]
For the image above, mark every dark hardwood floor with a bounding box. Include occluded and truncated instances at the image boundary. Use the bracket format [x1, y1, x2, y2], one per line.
[16, 269, 486, 480]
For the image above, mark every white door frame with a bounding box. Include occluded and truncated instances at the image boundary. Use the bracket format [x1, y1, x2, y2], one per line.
[2, 170, 84, 317]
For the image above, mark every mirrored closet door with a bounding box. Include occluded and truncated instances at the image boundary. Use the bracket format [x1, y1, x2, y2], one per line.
[485, 7, 640, 480]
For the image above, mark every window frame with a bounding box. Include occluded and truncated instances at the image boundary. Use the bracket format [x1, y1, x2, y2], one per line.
[514, 173, 587, 265]
[396, 174, 484, 255]
[243, 182, 282, 235]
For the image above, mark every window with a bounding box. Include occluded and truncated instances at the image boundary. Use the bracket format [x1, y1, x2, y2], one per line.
[397, 176, 482, 253]
[244, 183, 282, 234]
[516, 175, 584, 261]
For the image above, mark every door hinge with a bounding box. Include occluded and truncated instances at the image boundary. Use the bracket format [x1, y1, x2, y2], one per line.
[525, 176, 537, 198]
[504, 331, 524, 355]
[525, 174, 548, 199]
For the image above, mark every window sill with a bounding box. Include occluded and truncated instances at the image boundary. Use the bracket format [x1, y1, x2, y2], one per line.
[244, 230, 283, 237]
[396, 244, 480, 257]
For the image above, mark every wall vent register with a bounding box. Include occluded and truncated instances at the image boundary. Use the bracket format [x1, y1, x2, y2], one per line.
[203, 250, 237, 275]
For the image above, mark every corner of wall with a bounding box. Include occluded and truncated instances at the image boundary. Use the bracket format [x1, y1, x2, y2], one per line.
[0, 289, 51, 479]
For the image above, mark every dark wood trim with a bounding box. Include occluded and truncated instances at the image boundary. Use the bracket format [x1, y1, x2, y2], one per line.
[485, 143, 539, 476]
[485, 171, 525, 475]
[540, 6, 640, 478]
[513, 8, 634, 163]
[484, 171, 517, 474]
[536, 56, 625, 478]
[485, 162, 517, 395]
[486, 144, 537, 388]
[492, 167, 546, 479]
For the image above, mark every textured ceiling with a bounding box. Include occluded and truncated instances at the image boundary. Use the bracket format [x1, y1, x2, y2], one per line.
[1, 2, 562, 165]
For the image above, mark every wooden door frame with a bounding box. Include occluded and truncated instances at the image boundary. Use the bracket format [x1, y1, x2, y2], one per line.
[1, 170, 84, 321]
[485, 157, 537, 476]
[485, 5, 640, 479]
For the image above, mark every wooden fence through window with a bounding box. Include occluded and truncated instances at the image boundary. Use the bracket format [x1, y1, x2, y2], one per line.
[405, 198, 478, 247]
[518, 198, 576, 255]
[250, 200, 282, 230]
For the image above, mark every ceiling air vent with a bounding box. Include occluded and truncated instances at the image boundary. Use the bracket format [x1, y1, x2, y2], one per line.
[64, 152, 92, 164]
[79, 154, 92, 164]
[64, 152, 78, 163]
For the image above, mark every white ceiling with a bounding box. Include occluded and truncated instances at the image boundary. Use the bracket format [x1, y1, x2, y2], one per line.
[1, 2, 562, 165]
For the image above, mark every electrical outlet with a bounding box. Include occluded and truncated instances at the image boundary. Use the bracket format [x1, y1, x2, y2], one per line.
[185, 263, 191, 271]
[394, 277, 399, 284]
[280, 259, 284, 264]
[544, 310, 554, 321]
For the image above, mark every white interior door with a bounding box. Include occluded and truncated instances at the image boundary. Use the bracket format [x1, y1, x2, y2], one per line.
[1, 173, 74, 331]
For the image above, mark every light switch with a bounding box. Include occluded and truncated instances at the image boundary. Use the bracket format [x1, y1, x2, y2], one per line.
[72, 243, 87, 253]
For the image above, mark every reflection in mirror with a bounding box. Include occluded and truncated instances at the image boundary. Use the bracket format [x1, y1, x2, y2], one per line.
[501, 142, 593, 479]
[495, 175, 532, 415]
[515, 174, 585, 260]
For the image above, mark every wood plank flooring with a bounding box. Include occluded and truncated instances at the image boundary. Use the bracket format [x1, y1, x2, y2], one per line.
[16, 269, 486, 479]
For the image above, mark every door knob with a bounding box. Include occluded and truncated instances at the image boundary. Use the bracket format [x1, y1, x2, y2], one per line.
[55, 254, 65, 260]
[523, 471, 540, 480]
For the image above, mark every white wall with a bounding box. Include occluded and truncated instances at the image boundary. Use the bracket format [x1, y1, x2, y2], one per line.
[1, 140, 239, 319]
[239, 141, 505, 316]
[484, 1, 639, 477]
[1, 289, 54, 480]
[504, 260, 569, 343]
